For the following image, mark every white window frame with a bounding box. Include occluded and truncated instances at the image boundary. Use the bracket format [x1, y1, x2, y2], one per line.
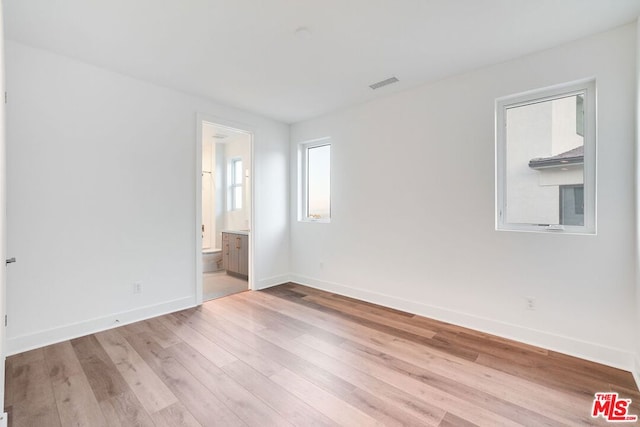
[229, 157, 243, 211]
[495, 79, 596, 234]
[298, 137, 331, 223]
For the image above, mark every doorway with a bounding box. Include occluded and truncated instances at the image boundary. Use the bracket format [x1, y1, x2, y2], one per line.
[197, 117, 253, 302]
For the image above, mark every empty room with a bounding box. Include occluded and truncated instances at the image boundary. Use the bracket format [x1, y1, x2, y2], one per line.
[1, 1, 640, 426]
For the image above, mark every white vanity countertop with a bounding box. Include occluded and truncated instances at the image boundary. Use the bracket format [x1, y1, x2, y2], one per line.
[222, 230, 250, 236]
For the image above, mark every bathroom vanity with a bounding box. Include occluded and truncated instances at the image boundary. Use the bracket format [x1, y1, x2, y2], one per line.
[222, 231, 249, 279]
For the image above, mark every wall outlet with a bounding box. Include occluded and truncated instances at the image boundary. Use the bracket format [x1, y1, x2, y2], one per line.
[133, 282, 143, 294]
[319, 261, 324, 269]
[525, 296, 536, 310]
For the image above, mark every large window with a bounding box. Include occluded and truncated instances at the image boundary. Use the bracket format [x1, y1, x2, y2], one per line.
[300, 139, 331, 222]
[496, 80, 596, 233]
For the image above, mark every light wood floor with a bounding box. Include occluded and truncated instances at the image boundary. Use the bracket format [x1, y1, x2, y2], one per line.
[5, 283, 638, 426]
[203, 271, 248, 301]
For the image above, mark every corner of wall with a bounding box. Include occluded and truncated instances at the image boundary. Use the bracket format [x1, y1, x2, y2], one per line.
[256, 274, 291, 291]
[632, 355, 640, 391]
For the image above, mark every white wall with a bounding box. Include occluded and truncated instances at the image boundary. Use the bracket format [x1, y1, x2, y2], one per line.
[291, 23, 637, 369]
[5, 41, 290, 354]
[201, 127, 215, 250]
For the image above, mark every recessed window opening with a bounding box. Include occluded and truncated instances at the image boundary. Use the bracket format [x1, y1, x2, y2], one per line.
[496, 79, 596, 234]
[299, 139, 331, 222]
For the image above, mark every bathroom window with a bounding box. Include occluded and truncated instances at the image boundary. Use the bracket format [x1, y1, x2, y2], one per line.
[229, 158, 243, 211]
[299, 138, 331, 222]
[495, 79, 596, 234]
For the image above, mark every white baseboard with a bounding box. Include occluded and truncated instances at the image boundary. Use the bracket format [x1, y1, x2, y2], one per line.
[6, 296, 196, 356]
[290, 274, 635, 371]
[633, 355, 640, 390]
[255, 274, 291, 290]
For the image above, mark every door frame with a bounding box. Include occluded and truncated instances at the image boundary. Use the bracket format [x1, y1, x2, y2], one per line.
[195, 113, 255, 305]
[0, 0, 7, 419]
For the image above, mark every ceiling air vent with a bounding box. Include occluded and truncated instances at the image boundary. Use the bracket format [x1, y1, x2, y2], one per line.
[213, 133, 228, 139]
[369, 76, 399, 90]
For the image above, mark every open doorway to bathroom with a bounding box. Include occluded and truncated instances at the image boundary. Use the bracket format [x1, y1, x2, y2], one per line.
[199, 120, 252, 301]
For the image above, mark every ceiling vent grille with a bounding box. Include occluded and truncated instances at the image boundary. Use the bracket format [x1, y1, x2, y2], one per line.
[213, 133, 228, 139]
[369, 76, 399, 90]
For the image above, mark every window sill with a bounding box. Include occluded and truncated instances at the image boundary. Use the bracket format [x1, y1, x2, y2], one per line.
[496, 225, 596, 235]
[299, 218, 331, 224]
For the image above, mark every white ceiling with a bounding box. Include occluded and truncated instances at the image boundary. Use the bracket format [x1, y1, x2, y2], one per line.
[202, 121, 249, 145]
[5, 1, 640, 124]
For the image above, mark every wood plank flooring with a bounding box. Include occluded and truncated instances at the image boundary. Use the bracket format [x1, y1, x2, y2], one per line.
[5, 283, 638, 426]
[203, 272, 248, 301]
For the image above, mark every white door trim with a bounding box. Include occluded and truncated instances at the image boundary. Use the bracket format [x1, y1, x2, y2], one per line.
[195, 113, 255, 305]
[0, 0, 8, 416]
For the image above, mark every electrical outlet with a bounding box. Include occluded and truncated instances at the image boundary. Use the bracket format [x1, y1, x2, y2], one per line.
[133, 282, 143, 294]
[525, 297, 536, 310]
[319, 261, 324, 269]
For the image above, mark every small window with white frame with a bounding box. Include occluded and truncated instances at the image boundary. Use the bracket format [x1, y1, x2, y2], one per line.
[229, 158, 243, 211]
[496, 79, 596, 234]
[299, 138, 331, 222]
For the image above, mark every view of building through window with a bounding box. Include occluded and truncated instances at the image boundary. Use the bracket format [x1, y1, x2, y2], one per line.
[505, 93, 585, 226]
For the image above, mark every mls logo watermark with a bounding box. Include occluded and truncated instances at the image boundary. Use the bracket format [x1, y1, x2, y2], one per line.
[592, 392, 638, 422]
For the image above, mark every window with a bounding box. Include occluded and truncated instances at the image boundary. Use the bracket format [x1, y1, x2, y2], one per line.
[300, 139, 331, 222]
[559, 185, 584, 225]
[229, 158, 243, 211]
[496, 80, 596, 233]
